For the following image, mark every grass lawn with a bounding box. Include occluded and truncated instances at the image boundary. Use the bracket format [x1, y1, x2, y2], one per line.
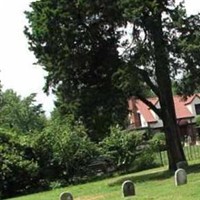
[6, 160, 200, 200]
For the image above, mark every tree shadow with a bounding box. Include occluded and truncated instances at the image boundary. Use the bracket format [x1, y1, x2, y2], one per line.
[108, 162, 200, 187]
[187, 163, 200, 174]
[108, 169, 173, 186]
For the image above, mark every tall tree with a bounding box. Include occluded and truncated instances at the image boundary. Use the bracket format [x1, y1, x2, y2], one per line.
[116, 0, 200, 170]
[25, 0, 200, 169]
[24, 0, 127, 141]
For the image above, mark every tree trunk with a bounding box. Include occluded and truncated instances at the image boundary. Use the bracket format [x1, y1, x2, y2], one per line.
[150, 11, 186, 170]
[159, 88, 186, 170]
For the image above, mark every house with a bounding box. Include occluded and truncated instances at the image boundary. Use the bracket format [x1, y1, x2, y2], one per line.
[128, 94, 200, 144]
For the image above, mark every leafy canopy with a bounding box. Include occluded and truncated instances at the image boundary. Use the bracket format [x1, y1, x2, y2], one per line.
[25, 0, 127, 140]
[25, 0, 200, 149]
[0, 89, 46, 133]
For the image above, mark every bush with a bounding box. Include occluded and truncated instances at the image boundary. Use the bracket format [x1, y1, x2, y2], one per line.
[132, 145, 157, 171]
[99, 126, 153, 172]
[150, 132, 166, 151]
[0, 129, 40, 198]
[31, 115, 99, 184]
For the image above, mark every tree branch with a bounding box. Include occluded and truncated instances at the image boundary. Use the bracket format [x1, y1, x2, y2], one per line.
[136, 93, 162, 119]
[137, 68, 160, 98]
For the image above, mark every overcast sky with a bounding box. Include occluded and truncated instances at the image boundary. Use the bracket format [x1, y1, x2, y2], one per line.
[0, 0, 199, 116]
[0, 0, 55, 116]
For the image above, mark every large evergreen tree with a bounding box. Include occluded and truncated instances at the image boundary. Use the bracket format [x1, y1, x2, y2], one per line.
[25, 0, 127, 141]
[25, 0, 200, 169]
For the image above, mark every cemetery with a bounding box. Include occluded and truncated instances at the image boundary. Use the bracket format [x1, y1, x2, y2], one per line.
[6, 159, 200, 200]
[2, 0, 200, 199]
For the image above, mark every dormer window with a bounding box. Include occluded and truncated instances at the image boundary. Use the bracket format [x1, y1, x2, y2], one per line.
[195, 104, 200, 115]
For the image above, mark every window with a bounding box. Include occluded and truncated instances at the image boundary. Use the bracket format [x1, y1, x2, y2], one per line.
[136, 112, 142, 127]
[195, 104, 200, 115]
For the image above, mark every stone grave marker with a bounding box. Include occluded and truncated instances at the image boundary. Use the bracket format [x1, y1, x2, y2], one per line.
[175, 168, 187, 186]
[122, 180, 135, 197]
[59, 192, 73, 200]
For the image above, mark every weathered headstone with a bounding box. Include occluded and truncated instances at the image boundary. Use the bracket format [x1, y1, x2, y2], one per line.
[59, 192, 73, 200]
[176, 161, 188, 170]
[122, 180, 135, 197]
[175, 168, 187, 186]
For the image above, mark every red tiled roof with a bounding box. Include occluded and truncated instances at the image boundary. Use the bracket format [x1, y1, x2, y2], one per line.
[149, 97, 159, 105]
[173, 96, 193, 119]
[136, 99, 157, 123]
[129, 95, 195, 123]
[184, 94, 200, 105]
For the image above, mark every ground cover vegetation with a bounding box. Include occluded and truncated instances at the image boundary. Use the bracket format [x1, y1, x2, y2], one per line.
[7, 161, 200, 200]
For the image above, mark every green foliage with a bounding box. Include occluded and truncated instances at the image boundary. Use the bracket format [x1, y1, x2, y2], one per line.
[100, 126, 150, 171]
[24, 0, 200, 169]
[31, 114, 99, 183]
[0, 128, 40, 198]
[150, 132, 166, 151]
[6, 162, 200, 200]
[196, 115, 200, 127]
[24, 0, 127, 141]
[49, 181, 63, 190]
[0, 89, 47, 134]
[133, 146, 156, 171]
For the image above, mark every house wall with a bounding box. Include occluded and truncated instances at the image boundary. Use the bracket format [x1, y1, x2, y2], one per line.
[155, 101, 161, 109]
[140, 113, 148, 127]
[148, 109, 163, 128]
[186, 96, 200, 116]
[148, 102, 163, 128]
[150, 109, 158, 120]
[149, 119, 163, 128]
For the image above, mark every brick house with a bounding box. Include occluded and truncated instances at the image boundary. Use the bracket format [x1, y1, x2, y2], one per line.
[128, 94, 200, 144]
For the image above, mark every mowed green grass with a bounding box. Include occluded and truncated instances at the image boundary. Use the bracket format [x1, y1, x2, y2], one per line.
[7, 161, 200, 200]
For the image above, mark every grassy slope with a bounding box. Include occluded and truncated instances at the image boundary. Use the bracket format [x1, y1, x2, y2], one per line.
[7, 160, 200, 200]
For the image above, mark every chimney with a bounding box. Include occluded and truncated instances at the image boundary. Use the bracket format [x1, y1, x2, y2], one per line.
[128, 96, 141, 128]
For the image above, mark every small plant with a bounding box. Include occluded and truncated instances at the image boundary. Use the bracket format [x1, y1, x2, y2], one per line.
[150, 132, 166, 151]
[49, 181, 64, 190]
[196, 115, 200, 127]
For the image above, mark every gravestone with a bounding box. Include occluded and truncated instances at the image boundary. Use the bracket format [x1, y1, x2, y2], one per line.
[59, 192, 73, 200]
[174, 168, 187, 186]
[176, 161, 188, 170]
[122, 180, 135, 197]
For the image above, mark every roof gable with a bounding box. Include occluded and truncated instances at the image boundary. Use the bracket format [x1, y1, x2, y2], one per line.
[173, 96, 194, 119]
[129, 94, 196, 123]
[136, 100, 157, 123]
[184, 94, 200, 105]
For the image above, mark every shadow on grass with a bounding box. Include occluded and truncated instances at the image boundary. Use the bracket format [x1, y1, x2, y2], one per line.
[108, 162, 200, 187]
[108, 169, 173, 186]
[187, 163, 200, 174]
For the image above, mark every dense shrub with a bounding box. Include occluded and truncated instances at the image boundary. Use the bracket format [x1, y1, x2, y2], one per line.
[150, 132, 166, 151]
[0, 129, 40, 198]
[132, 145, 156, 171]
[31, 115, 99, 184]
[99, 126, 154, 172]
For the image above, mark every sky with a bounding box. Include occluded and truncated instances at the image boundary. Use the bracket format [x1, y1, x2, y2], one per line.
[0, 0, 55, 116]
[0, 0, 199, 116]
